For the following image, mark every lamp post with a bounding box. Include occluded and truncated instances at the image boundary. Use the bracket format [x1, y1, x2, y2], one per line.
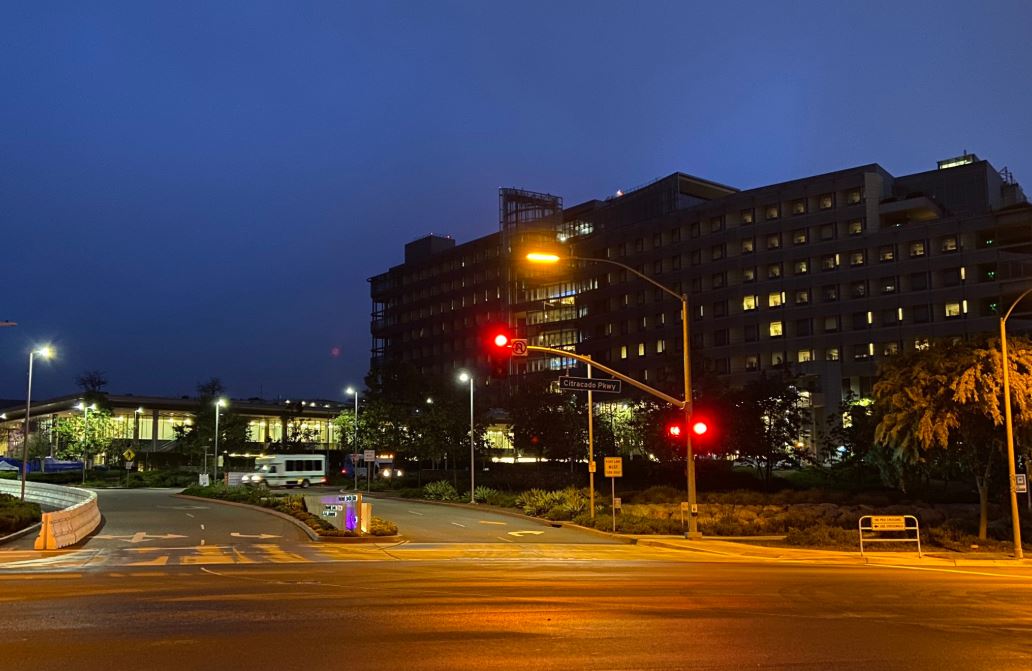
[347, 387, 359, 490]
[458, 371, 475, 504]
[999, 288, 1032, 559]
[527, 252, 700, 537]
[74, 401, 95, 485]
[21, 346, 53, 500]
[213, 398, 226, 484]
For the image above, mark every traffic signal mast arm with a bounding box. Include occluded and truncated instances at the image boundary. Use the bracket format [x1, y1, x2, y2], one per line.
[526, 345, 685, 409]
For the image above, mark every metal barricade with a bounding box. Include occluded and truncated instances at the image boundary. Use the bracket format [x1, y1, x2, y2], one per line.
[858, 515, 921, 557]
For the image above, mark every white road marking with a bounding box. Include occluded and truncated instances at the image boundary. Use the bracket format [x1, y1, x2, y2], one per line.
[407, 510, 425, 516]
[185, 513, 195, 518]
[498, 536, 514, 543]
[230, 533, 281, 539]
[507, 531, 545, 537]
[450, 522, 466, 528]
[479, 521, 506, 526]
[868, 563, 1032, 579]
[200, 524, 205, 531]
[93, 532, 188, 544]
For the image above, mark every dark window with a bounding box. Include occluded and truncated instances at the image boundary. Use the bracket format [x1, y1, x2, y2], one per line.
[880, 277, 897, 294]
[823, 316, 841, 332]
[819, 224, 836, 241]
[910, 272, 929, 290]
[796, 319, 813, 336]
[713, 301, 727, 317]
[822, 285, 839, 302]
[942, 267, 963, 287]
[744, 324, 759, 342]
[791, 199, 806, 215]
[712, 272, 726, 288]
[852, 312, 870, 330]
[913, 304, 931, 323]
[744, 355, 759, 371]
[850, 281, 868, 298]
[690, 222, 700, 238]
[714, 329, 729, 346]
[741, 238, 755, 254]
[767, 233, 782, 250]
[710, 216, 724, 233]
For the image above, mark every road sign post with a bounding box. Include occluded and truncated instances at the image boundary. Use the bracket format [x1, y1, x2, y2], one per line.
[604, 457, 623, 532]
[364, 449, 375, 492]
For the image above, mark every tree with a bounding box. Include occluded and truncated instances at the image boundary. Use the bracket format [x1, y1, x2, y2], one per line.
[173, 379, 250, 467]
[510, 378, 586, 466]
[723, 371, 808, 487]
[821, 393, 882, 485]
[75, 370, 108, 394]
[54, 409, 117, 467]
[874, 337, 1032, 539]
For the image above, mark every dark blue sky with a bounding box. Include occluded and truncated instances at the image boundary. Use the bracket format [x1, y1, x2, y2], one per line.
[3, 1, 1031, 402]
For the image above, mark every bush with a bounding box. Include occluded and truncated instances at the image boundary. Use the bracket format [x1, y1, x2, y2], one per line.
[369, 517, 398, 536]
[423, 480, 460, 501]
[785, 524, 858, 549]
[0, 493, 42, 535]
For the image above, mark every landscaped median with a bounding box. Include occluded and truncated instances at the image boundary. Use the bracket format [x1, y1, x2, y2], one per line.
[411, 481, 1032, 554]
[180, 484, 399, 540]
[0, 494, 42, 539]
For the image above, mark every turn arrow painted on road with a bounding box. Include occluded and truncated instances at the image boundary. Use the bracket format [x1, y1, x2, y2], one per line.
[507, 531, 545, 537]
[230, 533, 282, 539]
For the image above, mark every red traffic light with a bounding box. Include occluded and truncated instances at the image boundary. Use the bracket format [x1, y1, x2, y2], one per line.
[667, 424, 682, 438]
[493, 333, 510, 348]
[692, 421, 709, 436]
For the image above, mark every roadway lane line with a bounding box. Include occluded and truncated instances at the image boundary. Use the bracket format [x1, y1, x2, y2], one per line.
[479, 521, 506, 526]
[867, 563, 1032, 579]
[407, 510, 425, 516]
[450, 522, 466, 528]
[200, 524, 205, 530]
[186, 513, 195, 518]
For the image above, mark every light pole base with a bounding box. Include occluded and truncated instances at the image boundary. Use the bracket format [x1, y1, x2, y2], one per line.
[684, 531, 703, 540]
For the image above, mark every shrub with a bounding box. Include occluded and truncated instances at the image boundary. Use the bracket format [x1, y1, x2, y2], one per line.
[423, 480, 460, 501]
[785, 524, 858, 548]
[0, 494, 42, 535]
[630, 486, 683, 504]
[369, 517, 399, 536]
[516, 489, 561, 516]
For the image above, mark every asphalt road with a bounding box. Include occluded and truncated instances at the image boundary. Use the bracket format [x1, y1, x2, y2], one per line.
[1, 558, 1029, 670]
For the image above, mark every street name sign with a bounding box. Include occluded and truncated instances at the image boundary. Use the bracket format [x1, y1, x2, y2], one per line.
[559, 376, 622, 393]
[604, 457, 623, 478]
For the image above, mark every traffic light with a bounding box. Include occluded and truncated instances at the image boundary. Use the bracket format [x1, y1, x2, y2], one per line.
[692, 420, 709, 436]
[667, 423, 682, 438]
[487, 327, 513, 378]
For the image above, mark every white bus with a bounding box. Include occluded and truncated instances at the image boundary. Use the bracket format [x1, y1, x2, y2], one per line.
[241, 454, 326, 488]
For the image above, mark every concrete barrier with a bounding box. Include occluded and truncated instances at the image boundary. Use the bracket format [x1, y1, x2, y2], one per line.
[0, 480, 100, 550]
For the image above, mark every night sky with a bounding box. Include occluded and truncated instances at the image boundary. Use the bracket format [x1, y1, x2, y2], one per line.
[3, 1, 1031, 402]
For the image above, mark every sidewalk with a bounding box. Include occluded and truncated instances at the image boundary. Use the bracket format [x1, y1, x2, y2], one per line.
[633, 535, 1032, 568]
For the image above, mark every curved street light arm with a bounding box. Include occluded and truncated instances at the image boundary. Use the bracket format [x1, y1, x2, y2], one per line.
[1003, 286, 1032, 323]
[567, 255, 685, 303]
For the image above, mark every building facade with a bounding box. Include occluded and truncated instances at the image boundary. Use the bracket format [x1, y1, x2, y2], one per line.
[369, 155, 1032, 445]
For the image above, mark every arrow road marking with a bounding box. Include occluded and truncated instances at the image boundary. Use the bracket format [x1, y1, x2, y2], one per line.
[94, 532, 188, 544]
[507, 531, 545, 537]
[230, 533, 282, 540]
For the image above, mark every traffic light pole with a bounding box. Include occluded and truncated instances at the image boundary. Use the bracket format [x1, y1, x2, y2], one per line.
[681, 295, 700, 538]
[587, 357, 595, 519]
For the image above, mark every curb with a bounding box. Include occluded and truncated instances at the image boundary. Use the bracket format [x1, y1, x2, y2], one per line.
[175, 493, 321, 542]
[175, 493, 406, 544]
[0, 522, 42, 547]
[365, 493, 637, 543]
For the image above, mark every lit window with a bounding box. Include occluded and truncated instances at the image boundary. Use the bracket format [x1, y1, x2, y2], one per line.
[826, 348, 840, 361]
[791, 199, 806, 215]
[767, 234, 782, 250]
[793, 259, 809, 275]
[909, 241, 927, 257]
[795, 290, 810, 304]
[822, 254, 839, 270]
[656, 339, 666, 354]
[798, 349, 814, 363]
[793, 229, 808, 245]
[883, 342, 900, 356]
[945, 302, 962, 318]
[819, 194, 834, 210]
[745, 355, 759, 371]
[638, 342, 646, 356]
[765, 205, 780, 220]
[743, 267, 756, 283]
[741, 238, 755, 254]
[880, 277, 897, 294]
[846, 188, 862, 205]
[620, 346, 628, 359]
[767, 263, 782, 279]
[848, 219, 864, 236]
[942, 236, 959, 252]
[741, 209, 754, 224]
[849, 251, 865, 266]
[771, 352, 785, 366]
[824, 316, 840, 332]
[879, 246, 895, 262]
[769, 321, 783, 337]
[743, 295, 759, 311]
[768, 291, 785, 308]
[914, 338, 930, 351]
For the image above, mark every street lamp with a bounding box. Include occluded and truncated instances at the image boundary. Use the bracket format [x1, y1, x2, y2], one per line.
[347, 387, 359, 490]
[74, 401, 97, 484]
[999, 289, 1031, 559]
[213, 398, 226, 484]
[21, 345, 53, 500]
[528, 251, 700, 537]
[458, 371, 475, 504]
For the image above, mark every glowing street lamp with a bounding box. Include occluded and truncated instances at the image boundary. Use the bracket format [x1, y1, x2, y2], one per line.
[21, 346, 54, 500]
[346, 387, 359, 490]
[213, 398, 227, 483]
[528, 250, 701, 537]
[458, 371, 475, 503]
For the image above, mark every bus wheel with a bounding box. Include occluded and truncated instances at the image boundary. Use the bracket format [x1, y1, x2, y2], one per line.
[301, 479, 310, 488]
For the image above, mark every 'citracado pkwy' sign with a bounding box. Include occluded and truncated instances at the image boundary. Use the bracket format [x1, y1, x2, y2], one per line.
[558, 376, 622, 393]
